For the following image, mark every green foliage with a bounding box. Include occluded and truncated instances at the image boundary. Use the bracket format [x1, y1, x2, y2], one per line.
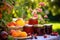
[47, 0, 60, 16]
[12, 0, 48, 18]
[0, 0, 13, 26]
[1, 0, 60, 25]
[50, 22, 60, 34]
[0, 0, 48, 23]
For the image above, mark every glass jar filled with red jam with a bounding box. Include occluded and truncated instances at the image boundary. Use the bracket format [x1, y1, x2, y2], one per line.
[28, 17, 38, 25]
[23, 24, 34, 35]
[33, 24, 45, 36]
[44, 24, 52, 34]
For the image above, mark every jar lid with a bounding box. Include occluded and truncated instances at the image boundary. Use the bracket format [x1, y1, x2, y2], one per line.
[44, 24, 52, 26]
[25, 24, 33, 27]
[34, 24, 44, 27]
[31, 17, 37, 19]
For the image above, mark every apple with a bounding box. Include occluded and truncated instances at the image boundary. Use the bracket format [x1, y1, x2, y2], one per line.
[7, 22, 17, 27]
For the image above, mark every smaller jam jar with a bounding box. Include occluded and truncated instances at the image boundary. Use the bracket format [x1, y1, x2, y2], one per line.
[33, 24, 45, 36]
[23, 24, 34, 35]
[44, 24, 52, 34]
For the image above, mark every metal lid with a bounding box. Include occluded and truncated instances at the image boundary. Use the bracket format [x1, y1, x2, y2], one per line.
[34, 24, 44, 27]
[44, 24, 52, 26]
[25, 24, 33, 27]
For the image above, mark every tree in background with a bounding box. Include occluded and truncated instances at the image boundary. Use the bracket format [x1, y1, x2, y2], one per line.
[0, 0, 13, 26]
[47, 0, 60, 21]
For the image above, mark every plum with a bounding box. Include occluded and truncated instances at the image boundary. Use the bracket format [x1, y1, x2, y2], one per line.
[0, 31, 8, 39]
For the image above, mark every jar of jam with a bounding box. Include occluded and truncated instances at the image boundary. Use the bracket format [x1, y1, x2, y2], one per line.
[23, 24, 34, 35]
[28, 17, 38, 25]
[33, 24, 45, 36]
[44, 24, 52, 34]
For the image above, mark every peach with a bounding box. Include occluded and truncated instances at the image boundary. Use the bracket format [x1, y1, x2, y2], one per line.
[20, 32, 27, 37]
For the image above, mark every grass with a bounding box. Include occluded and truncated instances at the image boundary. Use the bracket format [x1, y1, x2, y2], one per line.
[51, 23, 60, 30]
[49, 22, 60, 34]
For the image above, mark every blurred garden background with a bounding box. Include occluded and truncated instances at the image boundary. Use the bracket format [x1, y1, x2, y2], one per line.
[0, 0, 60, 34]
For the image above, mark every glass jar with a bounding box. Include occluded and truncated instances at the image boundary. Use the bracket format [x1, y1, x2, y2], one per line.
[33, 24, 45, 36]
[44, 24, 52, 34]
[23, 24, 34, 35]
[28, 17, 38, 25]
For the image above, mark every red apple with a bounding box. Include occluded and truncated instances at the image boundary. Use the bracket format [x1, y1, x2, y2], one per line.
[7, 22, 17, 27]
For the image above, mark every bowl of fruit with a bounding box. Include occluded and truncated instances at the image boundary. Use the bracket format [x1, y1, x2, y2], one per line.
[7, 18, 26, 29]
[9, 29, 31, 40]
